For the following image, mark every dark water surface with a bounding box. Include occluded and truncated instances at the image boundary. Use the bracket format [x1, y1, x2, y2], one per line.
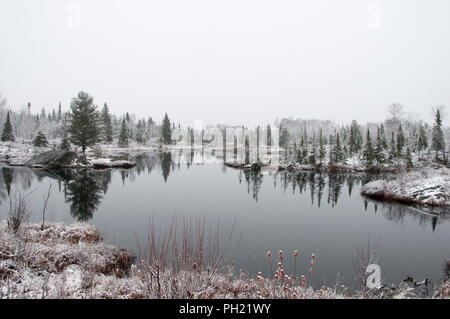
[1, 151, 449, 289]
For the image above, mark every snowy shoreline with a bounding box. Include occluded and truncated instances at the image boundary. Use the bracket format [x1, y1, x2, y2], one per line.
[361, 167, 450, 207]
[1, 221, 448, 299]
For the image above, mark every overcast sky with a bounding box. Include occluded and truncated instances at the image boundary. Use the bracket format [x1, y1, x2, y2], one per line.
[1, 0, 449, 127]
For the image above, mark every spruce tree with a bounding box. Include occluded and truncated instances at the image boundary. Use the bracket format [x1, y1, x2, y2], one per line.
[431, 108, 445, 160]
[389, 131, 396, 162]
[57, 102, 62, 121]
[375, 127, 386, 165]
[33, 131, 49, 147]
[1, 111, 14, 142]
[331, 133, 344, 164]
[266, 124, 272, 149]
[379, 124, 388, 149]
[161, 113, 172, 144]
[396, 123, 405, 158]
[417, 124, 428, 158]
[318, 129, 326, 164]
[279, 125, 290, 148]
[60, 130, 71, 150]
[101, 103, 113, 143]
[406, 147, 413, 168]
[118, 118, 129, 147]
[68, 91, 100, 155]
[363, 129, 374, 167]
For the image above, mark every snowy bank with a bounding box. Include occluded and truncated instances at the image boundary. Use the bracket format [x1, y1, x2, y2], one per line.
[361, 167, 450, 207]
[2, 221, 448, 299]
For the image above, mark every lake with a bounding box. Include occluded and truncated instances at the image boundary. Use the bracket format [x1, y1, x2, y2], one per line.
[1, 150, 449, 290]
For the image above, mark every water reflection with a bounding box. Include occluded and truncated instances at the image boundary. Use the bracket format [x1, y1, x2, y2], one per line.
[65, 170, 104, 222]
[0, 151, 448, 232]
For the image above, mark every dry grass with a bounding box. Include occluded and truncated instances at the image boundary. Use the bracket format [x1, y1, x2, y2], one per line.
[1, 221, 448, 299]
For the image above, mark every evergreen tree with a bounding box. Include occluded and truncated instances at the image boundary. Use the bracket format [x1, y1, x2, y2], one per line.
[379, 123, 388, 149]
[59, 117, 71, 150]
[57, 102, 62, 121]
[406, 147, 413, 168]
[389, 131, 396, 162]
[68, 91, 100, 155]
[349, 120, 362, 155]
[363, 129, 374, 166]
[1, 111, 14, 142]
[431, 108, 445, 160]
[396, 123, 405, 158]
[60, 130, 71, 150]
[266, 124, 272, 149]
[417, 124, 428, 158]
[308, 134, 317, 165]
[331, 133, 344, 164]
[118, 118, 129, 147]
[297, 148, 304, 164]
[136, 119, 146, 143]
[375, 127, 386, 165]
[318, 129, 326, 164]
[33, 131, 49, 147]
[161, 113, 172, 144]
[101, 103, 113, 143]
[279, 125, 290, 148]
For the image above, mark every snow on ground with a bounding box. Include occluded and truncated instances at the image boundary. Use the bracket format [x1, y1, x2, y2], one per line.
[1, 221, 448, 299]
[362, 167, 450, 206]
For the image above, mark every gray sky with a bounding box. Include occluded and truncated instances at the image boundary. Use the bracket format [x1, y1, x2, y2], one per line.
[1, 0, 449, 127]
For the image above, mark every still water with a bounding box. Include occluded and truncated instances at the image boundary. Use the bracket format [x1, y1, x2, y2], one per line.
[1, 150, 449, 289]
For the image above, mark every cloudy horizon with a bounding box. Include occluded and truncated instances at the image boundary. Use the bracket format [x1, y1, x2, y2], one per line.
[1, 0, 449, 127]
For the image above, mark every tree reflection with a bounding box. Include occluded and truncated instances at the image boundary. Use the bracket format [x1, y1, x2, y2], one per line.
[363, 198, 450, 232]
[243, 169, 263, 201]
[1, 167, 13, 196]
[65, 170, 104, 222]
[159, 152, 172, 182]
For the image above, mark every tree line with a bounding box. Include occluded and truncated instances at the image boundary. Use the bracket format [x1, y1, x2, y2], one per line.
[0, 91, 174, 154]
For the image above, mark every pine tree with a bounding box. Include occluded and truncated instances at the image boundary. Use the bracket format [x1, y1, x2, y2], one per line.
[266, 124, 272, 149]
[33, 131, 49, 147]
[101, 103, 113, 143]
[379, 124, 388, 149]
[136, 120, 146, 143]
[161, 113, 172, 144]
[406, 147, 413, 168]
[68, 91, 100, 155]
[389, 131, 396, 162]
[331, 133, 344, 164]
[279, 125, 290, 148]
[349, 120, 362, 155]
[308, 134, 317, 165]
[363, 129, 374, 167]
[60, 130, 71, 150]
[397, 123, 405, 158]
[431, 108, 445, 160]
[1, 111, 14, 142]
[417, 124, 428, 158]
[57, 102, 62, 121]
[375, 127, 386, 165]
[118, 118, 129, 147]
[318, 129, 326, 164]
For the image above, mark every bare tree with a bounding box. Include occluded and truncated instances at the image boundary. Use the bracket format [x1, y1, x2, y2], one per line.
[8, 190, 33, 234]
[41, 183, 54, 230]
[387, 103, 405, 121]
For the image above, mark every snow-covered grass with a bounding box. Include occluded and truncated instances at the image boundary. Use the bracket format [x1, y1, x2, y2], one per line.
[361, 167, 450, 206]
[2, 221, 448, 299]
